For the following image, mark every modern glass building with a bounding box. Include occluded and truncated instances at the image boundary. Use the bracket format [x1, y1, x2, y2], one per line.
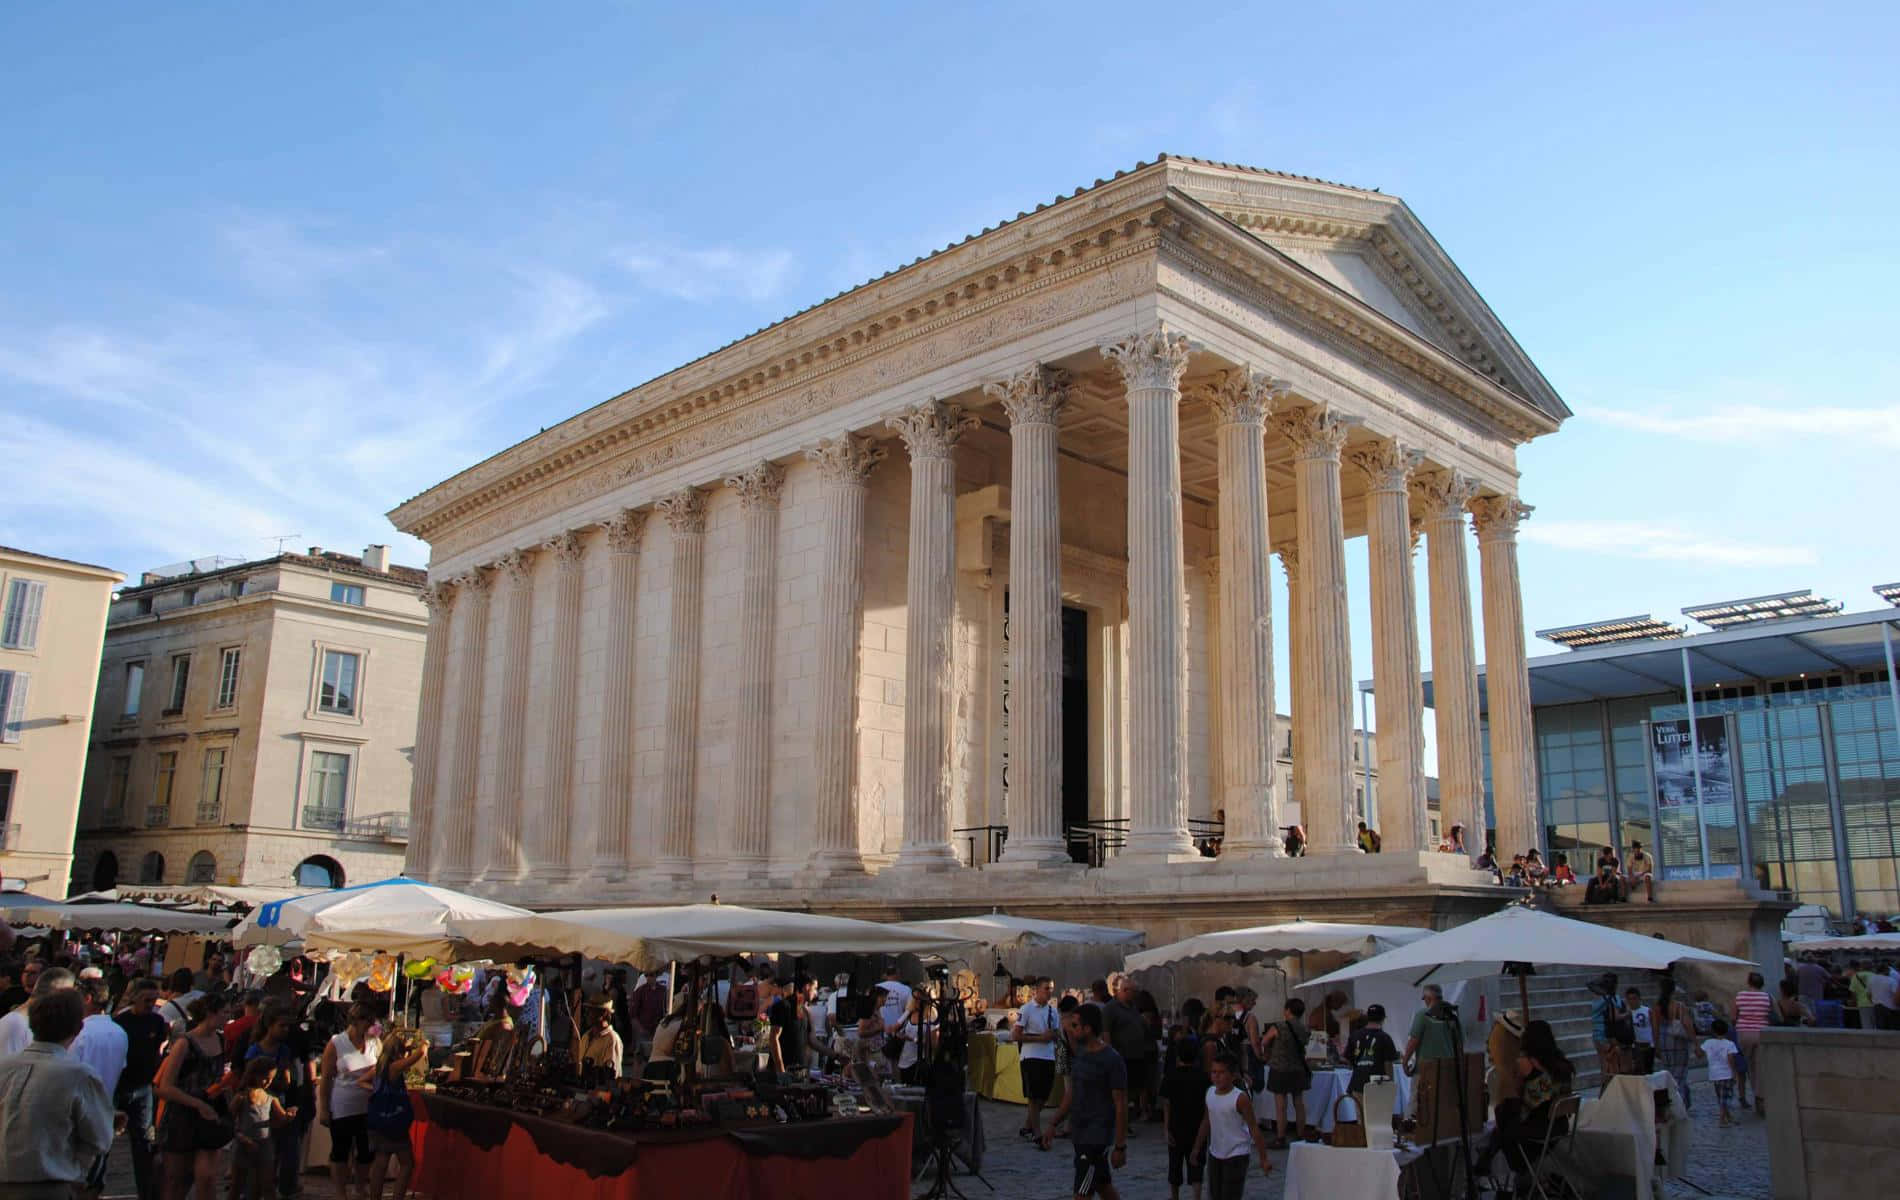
[1407, 589, 1900, 920]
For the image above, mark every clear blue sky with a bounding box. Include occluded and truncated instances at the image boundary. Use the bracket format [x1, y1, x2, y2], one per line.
[4, 2, 1895, 737]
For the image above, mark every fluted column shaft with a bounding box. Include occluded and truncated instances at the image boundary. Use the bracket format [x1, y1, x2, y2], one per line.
[437, 568, 491, 885]
[1350, 441, 1430, 851]
[406, 582, 453, 881]
[887, 402, 976, 869]
[1416, 471, 1485, 858]
[1102, 326, 1196, 860]
[1282, 549, 1304, 829]
[655, 487, 708, 878]
[483, 551, 535, 881]
[1473, 496, 1538, 859]
[725, 462, 785, 874]
[806, 437, 884, 875]
[594, 512, 646, 881]
[537, 532, 586, 879]
[989, 366, 1073, 866]
[1208, 370, 1283, 857]
[1281, 405, 1356, 854]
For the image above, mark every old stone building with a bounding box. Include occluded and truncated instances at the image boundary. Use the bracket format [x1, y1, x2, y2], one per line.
[390, 157, 1564, 933]
[73, 546, 426, 893]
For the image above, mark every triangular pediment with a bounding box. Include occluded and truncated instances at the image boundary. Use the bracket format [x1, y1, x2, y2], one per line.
[1159, 156, 1568, 420]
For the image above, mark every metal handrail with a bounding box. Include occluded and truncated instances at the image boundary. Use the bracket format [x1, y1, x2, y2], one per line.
[144, 805, 170, 829]
[302, 805, 345, 832]
[952, 824, 1008, 867]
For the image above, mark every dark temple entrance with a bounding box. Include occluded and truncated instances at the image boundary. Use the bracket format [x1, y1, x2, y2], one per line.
[1061, 605, 1090, 862]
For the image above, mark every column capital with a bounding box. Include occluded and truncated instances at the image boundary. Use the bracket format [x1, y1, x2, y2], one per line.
[886, 400, 977, 460]
[455, 565, 493, 595]
[421, 579, 456, 614]
[1197, 367, 1287, 426]
[725, 460, 787, 511]
[805, 434, 886, 485]
[602, 508, 649, 554]
[1346, 440, 1426, 493]
[1101, 323, 1193, 392]
[1275, 404, 1357, 461]
[657, 485, 708, 534]
[496, 549, 535, 589]
[1410, 469, 1482, 521]
[1469, 494, 1534, 542]
[1277, 545, 1299, 582]
[542, 529, 588, 571]
[984, 364, 1070, 427]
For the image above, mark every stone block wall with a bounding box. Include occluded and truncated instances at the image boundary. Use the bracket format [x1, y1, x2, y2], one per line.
[1759, 1028, 1900, 1199]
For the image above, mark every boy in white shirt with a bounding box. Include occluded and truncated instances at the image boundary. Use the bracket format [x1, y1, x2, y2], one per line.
[1700, 1018, 1742, 1126]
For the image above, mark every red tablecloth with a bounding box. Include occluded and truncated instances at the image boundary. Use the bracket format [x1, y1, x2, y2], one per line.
[409, 1094, 913, 1200]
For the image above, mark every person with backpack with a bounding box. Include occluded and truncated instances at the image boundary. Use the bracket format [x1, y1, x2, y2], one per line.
[365, 1031, 425, 1200]
[1259, 998, 1312, 1149]
[1588, 974, 1633, 1077]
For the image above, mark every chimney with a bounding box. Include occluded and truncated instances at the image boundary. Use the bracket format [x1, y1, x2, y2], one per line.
[307, 546, 323, 558]
[362, 544, 390, 573]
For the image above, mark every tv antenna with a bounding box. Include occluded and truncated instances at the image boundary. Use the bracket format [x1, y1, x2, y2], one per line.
[267, 534, 301, 555]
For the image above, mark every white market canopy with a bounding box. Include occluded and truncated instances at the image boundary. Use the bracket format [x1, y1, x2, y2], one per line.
[1792, 933, 1900, 952]
[445, 904, 981, 972]
[1126, 921, 1434, 975]
[1304, 905, 1752, 990]
[19, 900, 240, 936]
[897, 913, 1146, 977]
[232, 878, 530, 955]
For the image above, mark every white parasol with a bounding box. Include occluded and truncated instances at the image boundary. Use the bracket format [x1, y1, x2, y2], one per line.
[231, 877, 530, 956]
[1124, 920, 1432, 974]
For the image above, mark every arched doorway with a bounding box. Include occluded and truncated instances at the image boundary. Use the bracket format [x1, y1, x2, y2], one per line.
[186, 851, 217, 885]
[295, 855, 344, 889]
[138, 851, 165, 884]
[91, 851, 118, 892]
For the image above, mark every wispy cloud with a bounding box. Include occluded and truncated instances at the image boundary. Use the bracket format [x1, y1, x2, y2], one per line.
[1583, 398, 1900, 449]
[617, 242, 796, 303]
[1522, 519, 1817, 568]
[221, 214, 391, 295]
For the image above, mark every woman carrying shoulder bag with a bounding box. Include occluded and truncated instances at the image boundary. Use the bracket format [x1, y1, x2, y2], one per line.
[156, 994, 232, 1200]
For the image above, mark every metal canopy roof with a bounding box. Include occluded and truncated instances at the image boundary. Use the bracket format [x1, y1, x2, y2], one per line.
[1682, 589, 1843, 629]
[1876, 583, 1900, 608]
[1393, 607, 1900, 712]
[1536, 614, 1686, 649]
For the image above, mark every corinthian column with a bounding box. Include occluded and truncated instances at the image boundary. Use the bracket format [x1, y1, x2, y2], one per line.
[1414, 469, 1485, 860]
[655, 487, 708, 880]
[1280, 547, 1303, 827]
[1472, 494, 1538, 860]
[593, 510, 646, 882]
[407, 580, 454, 881]
[481, 549, 535, 883]
[436, 567, 491, 885]
[985, 365, 1075, 868]
[1277, 404, 1357, 855]
[536, 530, 586, 881]
[1101, 325, 1197, 861]
[1347, 440, 1430, 852]
[723, 461, 785, 878]
[886, 401, 977, 870]
[805, 435, 884, 876]
[1204, 369, 1285, 858]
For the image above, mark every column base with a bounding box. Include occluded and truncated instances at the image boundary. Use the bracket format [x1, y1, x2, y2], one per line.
[713, 858, 774, 884]
[1112, 829, 1199, 864]
[807, 849, 871, 878]
[528, 862, 579, 885]
[650, 857, 696, 881]
[432, 868, 475, 889]
[889, 843, 962, 873]
[989, 840, 1081, 871]
[585, 862, 628, 887]
[1217, 840, 1289, 861]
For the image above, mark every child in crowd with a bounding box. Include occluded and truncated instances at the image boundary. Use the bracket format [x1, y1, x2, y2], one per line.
[232, 1057, 294, 1200]
[1161, 1038, 1211, 1200]
[1191, 1053, 1273, 1199]
[1700, 1018, 1742, 1126]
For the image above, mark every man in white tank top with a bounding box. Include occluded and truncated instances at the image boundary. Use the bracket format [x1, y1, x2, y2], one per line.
[1191, 1052, 1272, 1199]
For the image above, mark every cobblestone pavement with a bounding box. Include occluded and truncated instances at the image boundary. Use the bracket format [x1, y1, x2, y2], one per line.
[1661, 1071, 1772, 1200]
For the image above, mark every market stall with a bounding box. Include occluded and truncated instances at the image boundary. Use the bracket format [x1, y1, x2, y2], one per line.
[16, 899, 240, 935]
[231, 876, 531, 955]
[382, 903, 976, 1199]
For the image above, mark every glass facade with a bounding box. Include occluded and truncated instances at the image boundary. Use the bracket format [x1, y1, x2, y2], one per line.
[1527, 674, 1900, 918]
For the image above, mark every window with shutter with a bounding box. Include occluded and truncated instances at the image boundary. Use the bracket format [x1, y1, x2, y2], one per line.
[0, 671, 27, 743]
[1, 580, 45, 650]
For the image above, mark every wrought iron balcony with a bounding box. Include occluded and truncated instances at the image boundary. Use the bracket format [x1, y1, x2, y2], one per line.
[302, 806, 345, 832]
[144, 805, 171, 828]
[99, 808, 126, 830]
[344, 811, 409, 842]
[196, 801, 224, 825]
[0, 823, 19, 850]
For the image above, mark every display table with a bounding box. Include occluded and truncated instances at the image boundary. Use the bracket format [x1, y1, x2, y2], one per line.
[966, 1032, 1064, 1107]
[1565, 1071, 1691, 1200]
[1303, 1068, 1412, 1133]
[1284, 1142, 1399, 1200]
[409, 1092, 913, 1200]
